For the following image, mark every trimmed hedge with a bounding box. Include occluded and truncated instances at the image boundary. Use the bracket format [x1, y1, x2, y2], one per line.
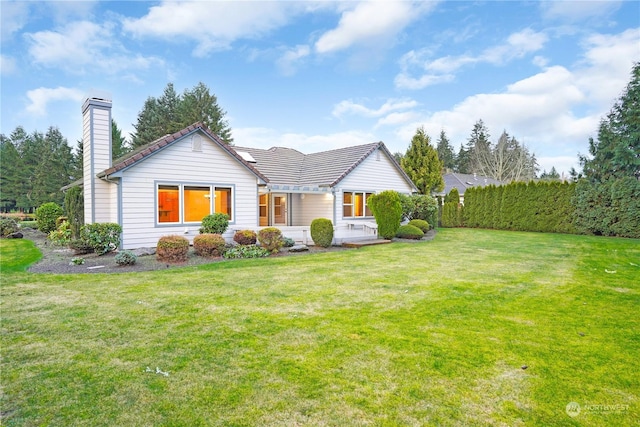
[310, 218, 334, 248]
[367, 190, 402, 239]
[408, 219, 429, 233]
[258, 227, 283, 252]
[463, 181, 576, 234]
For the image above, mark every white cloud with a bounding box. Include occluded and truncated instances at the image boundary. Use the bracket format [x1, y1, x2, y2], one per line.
[25, 20, 164, 74]
[25, 87, 85, 116]
[395, 28, 549, 89]
[0, 54, 17, 75]
[315, 1, 432, 54]
[332, 98, 418, 118]
[276, 45, 311, 76]
[123, 1, 299, 57]
[234, 127, 376, 153]
[0, 1, 29, 41]
[541, 0, 623, 22]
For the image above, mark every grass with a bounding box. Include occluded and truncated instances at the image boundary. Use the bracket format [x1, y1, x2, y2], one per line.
[1, 229, 638, 426]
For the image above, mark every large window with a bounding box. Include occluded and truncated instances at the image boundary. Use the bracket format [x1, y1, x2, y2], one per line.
[157, 184, 233, 224]
[343, 191, 373, 218]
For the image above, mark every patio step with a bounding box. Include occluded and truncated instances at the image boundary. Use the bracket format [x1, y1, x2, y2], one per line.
[341, 239, 392, 248]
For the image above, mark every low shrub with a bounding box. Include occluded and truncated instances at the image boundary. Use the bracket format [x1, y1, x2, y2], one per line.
[115, 250, 137, 266]
[233, 229, 257, 245]
[223, 245, 271, 259]
[157, 235, 190, 263]
[396, 224, 424, 240]
[80, 223, 122, 255]
[48, 221, 72, 246]
[68, 239, 94, 255]
[200, 213, 229, 234]
[70, 257, 85, 265]
[0, 217, 19, 237]
[310, 218, 334, 248]
[281, 236, 295, 248]
[35, 202, 63, 234]
[258, 227, 283, 252]
[193, 233, 226, 257]
[408, 219, 429, 233]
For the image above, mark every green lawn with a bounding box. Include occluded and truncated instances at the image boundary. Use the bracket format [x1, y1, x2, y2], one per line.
[1, 229, 638, 426]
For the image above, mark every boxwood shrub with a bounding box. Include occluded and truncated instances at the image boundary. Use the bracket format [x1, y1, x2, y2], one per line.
[157, 235, 189, 263]
[194, 233, 226, 257]
[233, 230, 257, 245]
[310, 218, 333, 248]
[258, 227, 283, 252]
[408, 219, 429, 233]
[396, 224, 424, 239]
[35, 202, 63, 234]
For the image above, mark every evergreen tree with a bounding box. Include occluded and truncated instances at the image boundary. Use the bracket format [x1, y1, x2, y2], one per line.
[401, 127, 444, 194]
[540, 167, 560, 180]
[436, 129, 456, 171]
[111, 119, 130, 161]
[131, 82, 233, 147]
[0, 136, 23, 211]
[456, 143, 472, 173]
[579, 62, 640, 181]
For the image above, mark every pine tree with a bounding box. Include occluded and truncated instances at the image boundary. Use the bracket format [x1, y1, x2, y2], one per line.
[436, 130, 456, 171]
[401, 127, 444, 194]
[111, 119, 130, 161]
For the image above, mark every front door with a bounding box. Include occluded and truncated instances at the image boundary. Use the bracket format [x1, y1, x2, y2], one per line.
[273, 194, 287, 226]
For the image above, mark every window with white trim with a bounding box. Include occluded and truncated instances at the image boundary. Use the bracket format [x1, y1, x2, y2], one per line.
[343, 191, 373, 218]
[157, 184, 232, 224]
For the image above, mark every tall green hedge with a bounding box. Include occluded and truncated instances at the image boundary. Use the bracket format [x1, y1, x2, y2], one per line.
[463, 181, 576, 234]
[367, 190, 402, 239]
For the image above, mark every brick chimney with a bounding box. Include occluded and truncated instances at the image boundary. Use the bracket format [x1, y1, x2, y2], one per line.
[82, 94, 113, 224]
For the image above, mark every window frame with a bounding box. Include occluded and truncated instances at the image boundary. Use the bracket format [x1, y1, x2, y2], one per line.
[342, 191, 374, 219]
[155, 182, 235, 226]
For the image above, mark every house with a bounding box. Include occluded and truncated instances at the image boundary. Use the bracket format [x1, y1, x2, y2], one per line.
[82, 95, 417, 249]
[435, 172, 503, 203]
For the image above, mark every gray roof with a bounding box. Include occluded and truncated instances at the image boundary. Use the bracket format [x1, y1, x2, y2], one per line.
[438, 173, 503, 196]
[235, 142, 416, 189]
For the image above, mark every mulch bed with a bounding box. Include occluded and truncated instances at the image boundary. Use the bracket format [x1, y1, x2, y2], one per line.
[20, 227, 436, 274]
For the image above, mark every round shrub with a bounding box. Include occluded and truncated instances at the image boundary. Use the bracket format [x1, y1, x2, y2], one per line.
[396, 224, 424, 240]
[0, 217, 19, 237]
[157, 235, 189, 263]
[80, 222, 122, 255]
[310, 218, 334, 248]
[408, 219, 429, 233]
[199, 213, 229, 234]
[233, 229, 257, 245]
[258, 227, 283, 252]
[35, 202, 63, 234]
[193, 233, 226, 257]
[115, 250, 137, 266]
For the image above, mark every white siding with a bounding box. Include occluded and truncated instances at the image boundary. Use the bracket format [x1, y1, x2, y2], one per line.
[118, 133, 259, 249]
[333, 148, 414, 230]
[294, 194, 333, 225]
[82, 99, 113, 224]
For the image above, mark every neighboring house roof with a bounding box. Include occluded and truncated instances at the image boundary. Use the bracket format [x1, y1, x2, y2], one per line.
[98, 122, 269, 183]
[236, 141, 417, 190]
[438, 172, 503, 196]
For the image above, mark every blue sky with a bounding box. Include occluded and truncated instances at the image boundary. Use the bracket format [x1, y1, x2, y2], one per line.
[1, 1, 638, 176]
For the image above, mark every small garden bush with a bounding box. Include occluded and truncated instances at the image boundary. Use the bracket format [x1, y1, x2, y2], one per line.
[48, 221, 72, 246]
[200, 213, 229, 234]
[396, 224, 424, 239]
[193, 233, 226, 257]
[223, 245, 271, 259]
[80, 223, 122, 255]
[35, 202, 63, 234]
[157, 235, 190, 263]
[68, 239, 94, 255]
[399, 193, 438, 228]
[233, 230, 257, 245]
[0, 217, 19, 237]
[408, 219, 429, 233]
[258, 227, 283, 253]
[310, 218, 334, 248]
[115, 250, 137, 266]
[281, 236, 295, 248]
